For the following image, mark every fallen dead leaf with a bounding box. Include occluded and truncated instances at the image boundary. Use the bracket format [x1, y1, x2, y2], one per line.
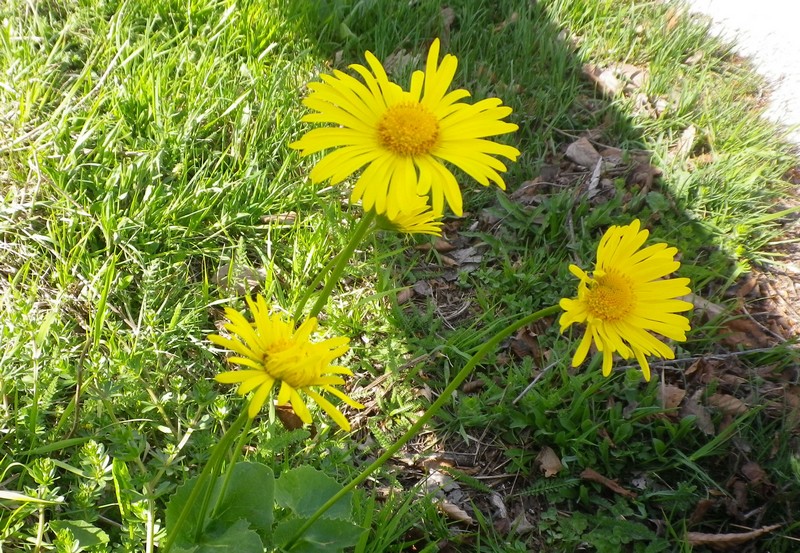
[440, 6, 456, 34]
[685, 51, 704, 65]
[681, 389, 715, 435]
[580, 467, 637, 499]
[688, 498, 715, 526]
[536, 446, 563, 477]
[583, 63, 623, 96]
[565, 137, 601, 167]
[673, 124, 697, 159]
[260, 211, 297, 225]
[708, 393, 748, 416]
[686, 524, 781, 550]
[741, 461, 768, 485]
[461, 380, 484, 394]
[510, 511, 535, 535]
[438, 501, 474, 525]
[396, 288, 414, 305]
[659, 383, 687, 410]
[415, 238, 455, 253]
[214, 260, 266, 295]
[494, 11, 519, 32]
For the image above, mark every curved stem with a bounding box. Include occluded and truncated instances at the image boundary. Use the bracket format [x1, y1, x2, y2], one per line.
[304, 210, 376, 320]
[283, 304, 561, 549]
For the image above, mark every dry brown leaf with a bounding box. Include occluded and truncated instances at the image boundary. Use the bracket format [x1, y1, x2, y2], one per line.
[686, 524, 781, 550]
[440, 6, 456, 32]
[583, 64, 623, 96]
[536, 446, 563, 477]
[708, 393, 748, 416]
[741, 461, 768, 484]
[580, 467, 637, 498]
[673, 124, 696, 159]
[276, 405, 307, 432]
[260, 211, 297, 225]
[565, 137, 601, 167]
[493, 11, 519, 32]
[688, 498, 715, 526]
[383, 49, 419, 78]
[659, 383, 686, 410]
[438, 501, 474, 525]
[396, 288, 414, 305]
[510, 512, 535, 535]
[681, 389, 715, 435]
[685, 51, 704, 65]
[415, 238, 455, 253]
[214, 261, 266, 295]
[461, 380, 484, 394]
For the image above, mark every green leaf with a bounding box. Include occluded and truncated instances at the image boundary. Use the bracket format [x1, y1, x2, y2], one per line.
[173, 519, 263, 553]
[166, 462, 274, 547]
[210, 462, 274, 533]
[274, 465, 351, 520]
[49, 520, 109, 549]
[273, 517, 364, 553]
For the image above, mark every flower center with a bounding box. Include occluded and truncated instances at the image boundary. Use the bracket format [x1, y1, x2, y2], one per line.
[263, 347, 317, 388]
[586, 271, 636, 322]
[377, 103, 439, 156]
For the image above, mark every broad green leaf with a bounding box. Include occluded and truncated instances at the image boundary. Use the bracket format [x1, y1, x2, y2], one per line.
[274, 465, 351, 520]
[273, 517, 364, 553]
[208, 462, 274, 533]
[166, 461, 274, 547]
[173, 519, 263, 553]
[49, 520, 109, 548]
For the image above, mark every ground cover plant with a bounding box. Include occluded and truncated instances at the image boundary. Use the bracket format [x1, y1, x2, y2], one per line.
[1, 0, 799, 551]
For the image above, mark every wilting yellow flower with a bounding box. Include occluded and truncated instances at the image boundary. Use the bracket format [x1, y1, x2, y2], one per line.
[559, 220, 692, 381]
[377, 195, 443, 236]
[208, 295, 364, 430]
[290, 38, 520, 218]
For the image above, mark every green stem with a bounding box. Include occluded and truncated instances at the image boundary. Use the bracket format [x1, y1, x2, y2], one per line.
[292, 248, 343, 322]
[161, 408, 250, 553]
[284, 304, 561, 549]
[303, 210, 376, 320]
[210, 415, 253, 520]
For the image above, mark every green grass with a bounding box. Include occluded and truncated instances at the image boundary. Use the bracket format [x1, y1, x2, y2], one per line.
[1, 0, 799, 551]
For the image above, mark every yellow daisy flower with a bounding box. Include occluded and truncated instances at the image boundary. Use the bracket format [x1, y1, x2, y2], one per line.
[559, 220, 693, 381]
[290, 38, 520, 218]
[208, 295, 364, 431]
[377, 195, 443, 236]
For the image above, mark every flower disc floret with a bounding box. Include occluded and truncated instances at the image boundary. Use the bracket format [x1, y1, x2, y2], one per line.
[208, 295, 363, 430]
[290, 38, 520, 218]
[559, 220, 693, 381]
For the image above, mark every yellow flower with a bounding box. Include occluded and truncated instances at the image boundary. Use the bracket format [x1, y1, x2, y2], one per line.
[208, 295, 364, 430]
[377, 195, 443, 236]
[559, 220, 693, 381]
[290, 38, 520, 218]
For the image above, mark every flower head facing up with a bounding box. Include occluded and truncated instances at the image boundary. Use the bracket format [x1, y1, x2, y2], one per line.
[559, 220, 693, 381]
[376, 195, 443, 236]
[290, 38, 520, 218]
[208, 295, 363, 431]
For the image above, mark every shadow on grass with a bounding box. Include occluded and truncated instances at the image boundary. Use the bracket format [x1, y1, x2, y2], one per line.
[283, 0, 800, 551]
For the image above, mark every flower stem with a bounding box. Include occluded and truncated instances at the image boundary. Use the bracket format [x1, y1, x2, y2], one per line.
[301, 210, 376, 321]
[161, 407, 250, 553]
[283, 304, 561, 549]
[209, 414, 253, 520]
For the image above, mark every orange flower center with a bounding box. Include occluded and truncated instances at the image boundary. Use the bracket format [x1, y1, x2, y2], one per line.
[377, 103, 439, 156]
[586, 271, 636, 322]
